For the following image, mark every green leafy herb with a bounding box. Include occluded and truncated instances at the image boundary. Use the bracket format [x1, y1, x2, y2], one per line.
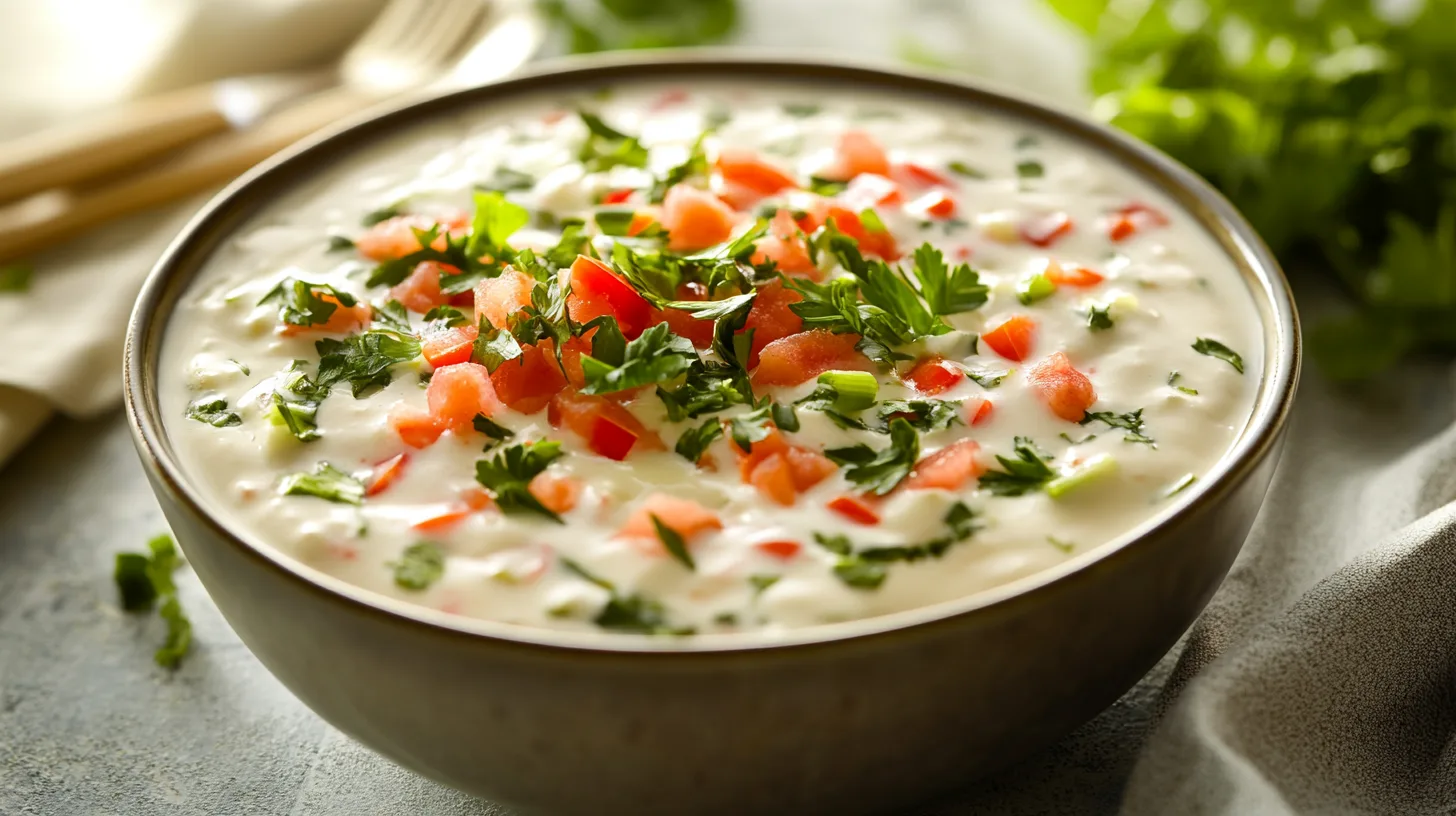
[482, 166, 535, 192]
[1192, 337, 1245, 374]
[475, 440, 567, 522]
[1168, 371, 1198, 395]
[824, 418, 919, 496]
[748, 574, 780, 593]
[393, 542, 445, 591]
[674, 417, 724, 464]
[947, 160, 985, 179]
[258, 278, 357, 328]
[650, 515, 695, 571]
[540, 0, 737, 56]
[1016, 159, 1045, 179]
[978, 436, 1056, 496]
[1087, 303, 1115, 331]
[968, 369, 1010, 389]
[559, 558, 692, 635]
[327, 234, 355, 252]
[185, 395, 241, 428]
[360, 202, 404, 226]
[423, 305, 469, 328]
[472, 315, 525, 373]
[1081, 408, 1153, 445]
[808, 176, 849, 197]
[472, 414, 515, 442]
[649, 130, 710, 203]
[371, 300, 413, 332]
[580, 321, 699, 395]
[1016, 134, 1041, 150]
[114, 534, 191, 669]
[782, 103, 820, 118]
[269, 361, 325, 442]
[727, 403, 777, 453]
[910, 244, 989, 315]
[769, 400, 800, 433]
[314, 330, 421, 398]
[279, 462, 366, 505]
[874, 399, 962, 433]
[1163, 473, 1198, 499]
[577, 110, 649, 172]
[816, 502, 978, 590]
[467, 190, 531, 264]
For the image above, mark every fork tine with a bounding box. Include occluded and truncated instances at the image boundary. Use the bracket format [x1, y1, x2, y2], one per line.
[343, 0, 487, 91]
[400, 0, 489, 68]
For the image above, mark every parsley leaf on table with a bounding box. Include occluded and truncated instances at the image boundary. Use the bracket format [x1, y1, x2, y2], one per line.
[113, 534, 192, 669]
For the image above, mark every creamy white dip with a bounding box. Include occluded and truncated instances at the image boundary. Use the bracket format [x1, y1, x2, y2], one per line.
[160, 82, 1261, 637]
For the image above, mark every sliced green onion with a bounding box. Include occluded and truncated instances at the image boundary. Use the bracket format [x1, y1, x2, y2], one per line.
[1017, 272, 1056, 306]
[817, 369, 878, 411]
[1045, 454, 1118, 499]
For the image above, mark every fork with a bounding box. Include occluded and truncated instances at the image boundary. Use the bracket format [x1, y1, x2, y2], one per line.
[0, 0, 512, 263]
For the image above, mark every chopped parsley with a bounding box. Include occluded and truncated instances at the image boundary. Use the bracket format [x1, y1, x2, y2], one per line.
[481, 166, 535, 192]
[874, 399, 962, 433]
[910, 243, 989, 315]
[1192, 337, 1245, 373]
[472, 414, 515, 444]
[314, 330, 421, 398]
[360, 202, 404, 226]
[649, 130, 710, 203]
[947, 160, 985, 179]
[815, 502, 978, 589]
[1167, 371, 1198, 395]
[1016, 159, 1045, 179]
[749, 573, 781, 593]
[371, 300, 413, 332]
[561, 558, 692, 635]
[1081, 409, 1154, 445]
[1087, 303, 1115, 331]
[185, 395, 241, 428]
[782, 103, 821, 118]
[269, 362, 325, 442]
[113, 534, 191, 669]
[807, 176, 849, 196]
[423, 305, 469, 328]
[393, 542, 445, 591]
[577, 110, 648, 172]
[474, 440, 567, 522]
[472, 315, 525, 372]
[977, 437, 1056, 496]
[727, 403, 777, 453]
[968, 368, 1010, 389]
[824, 418, 919, 496]
[674, 417, 724, 464]
[278, 462, 366, 505]
[650, 515, 696, 571]
[258, 278, 358, 328]
[326, 234, 356, 252]
[580, 320, 699, 395]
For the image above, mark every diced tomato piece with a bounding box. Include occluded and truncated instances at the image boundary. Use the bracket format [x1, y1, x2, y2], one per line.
[730, 426, 791, 481]
[910, 190, 957, 219]
[1026, 351, 1097, 422]
[809, 204, 899, 260]
[390, 261, 456, 313]
[389, 405, 446, 448]
[427, 363, 502, 429]
[619, 493, 723, 541]
[954, 246, 973, 261]
[650, 89, 690, 111]
[894, 162, 953, 188]
[661, 184, 737, 252]
[964, 396, 994, 426]
[904, 355, 965, 396]
[1106, 203, 1170, 243]
[754, 330, 873, 387]
[783, 446, 837, 491]
[356, 213, 468, 262]
[741, 279, 804, 366]
[751, 209, 819, 279]
[279, 294, 370, 337]
[559, 335, 592, 390]
[421, 324, 478, 368]
[566, 255, 654, 339]
[460, 486, 495, 511]
[827, 494, 881, 525]
[626, 210, 658, 237]
[601, 188, 635, 205]
[904, 439, 985, 491]
[1020, 212, 1074, 248]
[715, 148, 798, 197]
[1044, 261, 1104, 287]
[549, 390, 664, 459]
[841, 173, 903, 209]
[529, 472, 581, 515]
[756, 540, 802, 560]
[366, 453, 408, 496]
[474, 266, 535, 330]
[981, 315, 1037, 362]
[490, 341, 568, 415]
[822, 130, 891, 180]
[748, 452, 798, 506]
[648, 282, 716, 348]
[413, 506, 473, 533]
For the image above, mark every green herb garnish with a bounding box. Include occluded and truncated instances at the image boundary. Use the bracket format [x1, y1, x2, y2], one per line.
[1081, 408, 1154, 445]
[577, 110, 649, 172]
[674, 417, 724, 464]
[977, 436, 1056, 496]
[114, 534, 191, 669]
[423, 305, 469, 328]
[947, 160, 985, 179]
[579, 320, 699, 395]
[326, 234, 355, 252]
[815, 502, 978, 590]
[393, 542, 445, 591]
[559, 558, 693, 635]
[279, 462, 366, 505]
[650, 515, 696, 571]
[474, 440, 567, 522]
[1192, 337, 1245, 373]
[258, 278, 357, 328]
[874, 399, 962, 433]
[1087, 304, 1115, 331]
[185, 395, 241, 428]
[824, 418, 919, 496]
[314, 329, 421, 398]
[1167, 371, 1198, 395]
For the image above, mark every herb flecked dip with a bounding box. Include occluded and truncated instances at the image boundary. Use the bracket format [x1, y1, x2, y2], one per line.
[161, 83, 1261, 637]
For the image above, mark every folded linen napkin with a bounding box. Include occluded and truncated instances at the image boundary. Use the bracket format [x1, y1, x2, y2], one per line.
[0, 0, 383, 465]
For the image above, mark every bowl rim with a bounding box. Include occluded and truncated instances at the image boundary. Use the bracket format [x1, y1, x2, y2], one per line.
[124, 50, 1301, 658]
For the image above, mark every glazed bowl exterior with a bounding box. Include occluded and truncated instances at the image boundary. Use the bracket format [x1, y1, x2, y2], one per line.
[124, 54, 1300, 815]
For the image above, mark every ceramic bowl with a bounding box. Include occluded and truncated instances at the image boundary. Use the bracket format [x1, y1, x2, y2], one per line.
[124, 54, 1300, 815]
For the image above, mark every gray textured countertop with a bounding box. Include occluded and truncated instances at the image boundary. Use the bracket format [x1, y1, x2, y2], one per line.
[0, 412, 1172, 814]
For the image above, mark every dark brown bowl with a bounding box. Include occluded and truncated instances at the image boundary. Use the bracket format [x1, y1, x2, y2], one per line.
[124, 53, 1299, 815]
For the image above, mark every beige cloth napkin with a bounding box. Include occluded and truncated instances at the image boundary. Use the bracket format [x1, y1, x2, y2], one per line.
[0, 0, 384, 465]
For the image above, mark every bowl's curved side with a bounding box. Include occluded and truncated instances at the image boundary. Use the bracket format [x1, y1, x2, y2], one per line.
[124, 53, 1301, 813]
[140, 426, 1282, 815]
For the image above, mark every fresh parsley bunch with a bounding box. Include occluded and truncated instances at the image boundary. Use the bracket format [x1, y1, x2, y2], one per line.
[1049, 0, 1456, 378]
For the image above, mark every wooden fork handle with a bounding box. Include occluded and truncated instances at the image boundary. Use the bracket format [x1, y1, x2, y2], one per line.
[0, 84, 238, 205]
[0, 87, 374, 265]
